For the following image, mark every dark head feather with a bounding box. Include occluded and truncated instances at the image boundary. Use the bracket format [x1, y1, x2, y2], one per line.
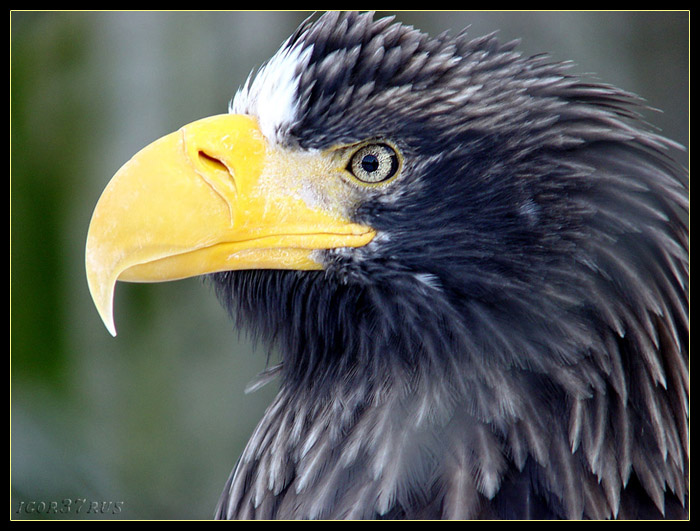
[212, 12, 688, 519]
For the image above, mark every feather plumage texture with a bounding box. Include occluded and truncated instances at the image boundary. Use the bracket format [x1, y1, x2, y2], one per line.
[212, 12, 688, 519]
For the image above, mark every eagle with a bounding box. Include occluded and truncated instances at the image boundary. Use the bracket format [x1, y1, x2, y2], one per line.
[86, 12, 688, 519]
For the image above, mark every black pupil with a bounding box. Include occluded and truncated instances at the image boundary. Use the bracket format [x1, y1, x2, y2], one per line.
[361, 154, 379, 173]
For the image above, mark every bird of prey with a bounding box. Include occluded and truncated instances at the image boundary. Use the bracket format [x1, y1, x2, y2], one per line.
[86, 12, 688, 520]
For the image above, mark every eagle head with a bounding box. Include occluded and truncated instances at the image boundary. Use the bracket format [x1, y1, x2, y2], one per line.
[86, 12, 688, 520]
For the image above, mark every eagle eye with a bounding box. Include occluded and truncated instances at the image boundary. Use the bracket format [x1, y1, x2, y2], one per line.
[347, 143, 399, 184]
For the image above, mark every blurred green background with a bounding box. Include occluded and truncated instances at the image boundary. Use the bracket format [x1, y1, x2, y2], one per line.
[11, 11, 688, 520]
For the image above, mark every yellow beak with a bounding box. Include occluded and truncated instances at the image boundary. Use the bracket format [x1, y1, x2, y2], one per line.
[86, 114, 375, 336]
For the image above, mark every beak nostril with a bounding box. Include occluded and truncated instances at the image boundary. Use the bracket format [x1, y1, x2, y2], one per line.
[194, 151, 237, 220]
[198, 151, 230, 175]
